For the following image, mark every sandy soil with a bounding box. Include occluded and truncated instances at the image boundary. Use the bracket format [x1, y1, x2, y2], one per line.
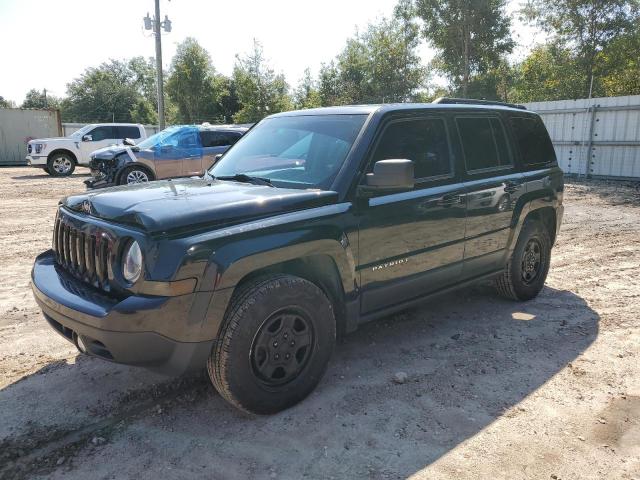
[0, 166, 639, 480]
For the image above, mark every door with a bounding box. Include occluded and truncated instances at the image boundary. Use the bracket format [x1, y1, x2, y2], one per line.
[78, 126, 117, 164]
[357, 116, 467, 315]
[455, 115, 526, 278]
[154, 128, 202, 179]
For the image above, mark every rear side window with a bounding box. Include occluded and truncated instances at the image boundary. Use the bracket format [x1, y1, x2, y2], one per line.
[510, 117, 556, 167]
[371, 118, 452, 179]
[117, 126, 142, 139]
[200, 131, 243, 147]
[456, 117, 511, 171]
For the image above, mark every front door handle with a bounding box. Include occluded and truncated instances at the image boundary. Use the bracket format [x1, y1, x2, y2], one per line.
[439, 194, 463, 207]
[504, 181, 522, 194]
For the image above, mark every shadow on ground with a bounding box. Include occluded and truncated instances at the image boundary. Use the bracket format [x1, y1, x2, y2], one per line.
[0, 285, 598, 479]
[11, 173, 91, 180]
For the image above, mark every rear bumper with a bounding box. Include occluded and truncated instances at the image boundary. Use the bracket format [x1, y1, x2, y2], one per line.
[31, 251, 213, 375]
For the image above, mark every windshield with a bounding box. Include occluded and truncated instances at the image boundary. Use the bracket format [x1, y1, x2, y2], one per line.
[210, 114, 367, 189]
[136, 126, 184, 149]
[69, 124, 95, 138]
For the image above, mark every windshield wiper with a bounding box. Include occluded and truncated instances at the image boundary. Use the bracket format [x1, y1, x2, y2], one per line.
[215, 174, 274, 187]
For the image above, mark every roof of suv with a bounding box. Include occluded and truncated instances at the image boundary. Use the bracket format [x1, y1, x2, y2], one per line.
[270, 99, 533, 118]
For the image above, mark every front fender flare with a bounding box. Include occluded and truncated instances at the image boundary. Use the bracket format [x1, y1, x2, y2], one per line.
[199, 235, 356, 340]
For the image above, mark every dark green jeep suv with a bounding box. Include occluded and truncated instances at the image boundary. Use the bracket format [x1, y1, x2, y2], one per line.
[31, 99, 563, 414]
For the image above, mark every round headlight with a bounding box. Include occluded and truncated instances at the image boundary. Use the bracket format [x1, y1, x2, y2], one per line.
[122, 240, 142, 283]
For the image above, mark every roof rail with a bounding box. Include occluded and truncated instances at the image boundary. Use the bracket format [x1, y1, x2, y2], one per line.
[432, 97, 527, 110]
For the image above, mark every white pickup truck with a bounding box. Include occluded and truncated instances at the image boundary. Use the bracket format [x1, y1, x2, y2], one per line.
[26, 123, 147, 176]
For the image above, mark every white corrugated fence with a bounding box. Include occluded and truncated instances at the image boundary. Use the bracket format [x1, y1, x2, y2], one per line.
[524, 95, 640, 179]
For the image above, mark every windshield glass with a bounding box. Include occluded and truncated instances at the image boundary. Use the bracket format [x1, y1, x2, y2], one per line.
[136, 126, 183, 149]
[210, 114, 367, 189]
[69, 125, 94, 138]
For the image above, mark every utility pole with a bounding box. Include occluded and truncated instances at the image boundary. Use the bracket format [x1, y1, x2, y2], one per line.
[144, 2, 172, 130]
[43, 88, 48, 108]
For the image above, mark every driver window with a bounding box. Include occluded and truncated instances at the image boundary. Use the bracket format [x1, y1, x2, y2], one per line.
[88, 126, 114, 142]
[370, 118, 452, 180]
[177, 131, 199, 148]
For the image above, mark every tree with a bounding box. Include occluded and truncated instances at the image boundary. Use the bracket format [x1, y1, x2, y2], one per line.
[232, 40, 292, 123]
[398, 0, 514, 97]
[318, 61, 343, 106]
[598, 19, 640, 96]
[165, 38, 229, 123]
[509, 43, 584, 102]
[521, 0, 639, 97]
[61, 60, 142, 123]
[21, 89, 60, 109]
[319, 17, 427, 105]
[0, 96, 16, 108]
[293, 68, 321, 109]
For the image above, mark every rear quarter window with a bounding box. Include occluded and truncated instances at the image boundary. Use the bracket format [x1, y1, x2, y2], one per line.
[510, 116, 557, 168]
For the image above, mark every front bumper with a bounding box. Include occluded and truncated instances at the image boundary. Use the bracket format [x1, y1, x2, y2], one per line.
[31, 251, 213, 375]
[26, 155, 47, 167]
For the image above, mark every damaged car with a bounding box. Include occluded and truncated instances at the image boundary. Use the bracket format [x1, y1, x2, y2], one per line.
[86, 124, 249, 188]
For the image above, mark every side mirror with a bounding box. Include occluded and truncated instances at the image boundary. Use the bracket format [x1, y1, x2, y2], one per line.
[159, 144, 174, 153]
[82, 134, 93, 142]
[214, 153, 223, 163]
[123, 138, 135, 146]
[359, 159, 414, 196]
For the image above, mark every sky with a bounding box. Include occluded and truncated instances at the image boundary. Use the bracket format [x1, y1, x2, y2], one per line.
[0, 0, 540, 105]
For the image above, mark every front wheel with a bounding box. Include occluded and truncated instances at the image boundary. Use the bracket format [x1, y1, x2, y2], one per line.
[495, 219, 551, 301]
[208, 275, 336, 414]
[118, 165, 154, 185]
[47, 153, 76, 176]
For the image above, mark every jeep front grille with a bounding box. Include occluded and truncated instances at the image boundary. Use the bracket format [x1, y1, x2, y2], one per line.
[52, 212, 111, 290]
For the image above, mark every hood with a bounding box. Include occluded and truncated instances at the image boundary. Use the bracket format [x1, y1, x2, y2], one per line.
[62, 177, 338, 234]
[29, 137, 69, 144]
[91, 145, 129, 161]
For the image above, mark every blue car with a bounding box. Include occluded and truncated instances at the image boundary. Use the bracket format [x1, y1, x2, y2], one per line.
[86, 124, 250, 188]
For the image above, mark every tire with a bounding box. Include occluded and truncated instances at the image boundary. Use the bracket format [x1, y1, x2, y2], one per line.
[43, 166, 50, 174]
[118, 165, 154, 186]
[47, 152, 76, 177]
[208, 274, 336, 414]
[496, 219, 551, 301]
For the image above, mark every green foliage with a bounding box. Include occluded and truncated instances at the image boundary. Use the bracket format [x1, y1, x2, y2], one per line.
[598, 20, 640, 96]
[509, 44, 584, 102]
[0, 96, 15, 108]
[521, 0, 640, 97]
[293, 68, 322, 110]
[165, 37, 230, 124]
[61, 60, 143, 122]
[21, 89, 60, 109]
[232, 40, 291, 123]
[399, 0, 514, 97]
[319, 17, 427, 106]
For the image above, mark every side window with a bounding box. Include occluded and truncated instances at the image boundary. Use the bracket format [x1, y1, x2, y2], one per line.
[88, 126, 114, 141]
[510, 116, 556, 167]
[456, 117, 511, 171]
[177, 130, 199, 148]
[224, 132, 242, 146]
[117, 126, 142, 139]
[370, 118, 452, 179]
[200, 131, 243, 147]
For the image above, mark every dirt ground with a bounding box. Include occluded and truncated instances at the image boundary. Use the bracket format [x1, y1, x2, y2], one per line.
[0, 166, 639, 480]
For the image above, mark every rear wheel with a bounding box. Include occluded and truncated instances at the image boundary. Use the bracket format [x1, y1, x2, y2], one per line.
[47, 153, 75, 176]
[118, 165, 154, 185]
[208, 274, 335, 414]
[496, 219, 551, 301]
